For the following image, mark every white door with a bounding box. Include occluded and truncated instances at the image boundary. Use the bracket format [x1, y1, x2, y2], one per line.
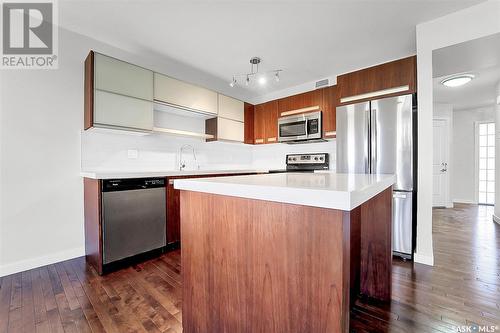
[433, 119, 449, 207]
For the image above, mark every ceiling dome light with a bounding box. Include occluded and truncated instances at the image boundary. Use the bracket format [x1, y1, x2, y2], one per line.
[441, 74, 475, 87]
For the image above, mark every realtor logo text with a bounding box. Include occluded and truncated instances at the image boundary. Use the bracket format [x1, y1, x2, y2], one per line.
[1, 0, 58, 69]
[455, 324, 499, 332]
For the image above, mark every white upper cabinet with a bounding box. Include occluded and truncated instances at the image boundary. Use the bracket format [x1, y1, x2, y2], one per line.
[218, 94, 244, 122]
[217, 118, 244, 142]
[94, 53, 153, 101]
[94, 90, 153, 131]
[154, 73, 218, 115]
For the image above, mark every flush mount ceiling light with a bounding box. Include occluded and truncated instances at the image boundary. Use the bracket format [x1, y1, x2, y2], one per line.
[440, 74, 475, 87]
[229, 57, 282, 88]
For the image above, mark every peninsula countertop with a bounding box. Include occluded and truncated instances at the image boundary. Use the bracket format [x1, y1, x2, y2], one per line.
[174, 172, 395, 211]
[80, 169, 268, 180]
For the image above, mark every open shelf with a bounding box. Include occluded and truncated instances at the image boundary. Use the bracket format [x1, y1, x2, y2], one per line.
[152, 127, 214, 139]
[152, 103, 215, 140]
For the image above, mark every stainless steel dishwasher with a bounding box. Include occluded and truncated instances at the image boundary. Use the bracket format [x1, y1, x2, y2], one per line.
[101, 178, 166, 265]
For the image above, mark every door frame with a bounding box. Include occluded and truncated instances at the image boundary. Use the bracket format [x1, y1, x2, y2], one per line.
[432, 117, 451, 208]
[474, 120, 495, 205]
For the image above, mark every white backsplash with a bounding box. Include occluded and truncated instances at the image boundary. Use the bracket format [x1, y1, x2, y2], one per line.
[81, 129, 336, 172]
[81, 129, 254, 171]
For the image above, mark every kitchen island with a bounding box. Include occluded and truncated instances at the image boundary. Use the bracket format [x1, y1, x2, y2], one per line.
[174, 172, 394, 333]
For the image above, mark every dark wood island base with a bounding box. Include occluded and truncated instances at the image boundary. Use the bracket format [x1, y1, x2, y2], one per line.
[180, 186, 392, 333]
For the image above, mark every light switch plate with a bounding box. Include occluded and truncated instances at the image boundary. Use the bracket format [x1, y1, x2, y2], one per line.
[127, 149, 138, 159]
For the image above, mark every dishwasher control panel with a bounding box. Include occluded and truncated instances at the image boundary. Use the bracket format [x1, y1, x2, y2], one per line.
[102, 178, 165, 192]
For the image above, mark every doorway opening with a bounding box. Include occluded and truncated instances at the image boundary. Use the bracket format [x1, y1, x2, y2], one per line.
[432, 32, 500, 208]
[477, 122, 495, 205]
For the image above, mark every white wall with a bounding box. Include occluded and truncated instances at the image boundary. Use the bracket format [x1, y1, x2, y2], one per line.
[415, 0, 500, 266]
[452, 107, 495, 203]
[1, 28, 90, 276]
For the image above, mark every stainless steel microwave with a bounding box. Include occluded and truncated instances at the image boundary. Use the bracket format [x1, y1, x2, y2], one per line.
[278, 111, 322, 143]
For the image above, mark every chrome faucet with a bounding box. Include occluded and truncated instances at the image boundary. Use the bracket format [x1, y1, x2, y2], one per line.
[179, 144, 198, 171]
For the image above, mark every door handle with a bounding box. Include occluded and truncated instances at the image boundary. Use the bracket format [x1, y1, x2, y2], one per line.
[440, 162, 448, 172]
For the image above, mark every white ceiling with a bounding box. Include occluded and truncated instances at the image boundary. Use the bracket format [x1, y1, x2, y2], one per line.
[59, 0, 483, 102]
[433, 33, 500, 111]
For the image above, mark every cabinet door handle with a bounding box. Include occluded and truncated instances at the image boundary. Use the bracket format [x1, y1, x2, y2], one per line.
[267, 137, 277, 143]
[255, 138, 264, 144]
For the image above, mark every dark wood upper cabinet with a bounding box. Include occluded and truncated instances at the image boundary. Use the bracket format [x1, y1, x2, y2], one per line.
[244, 102, 255, 144]
[253, 103, 266, 144]
[253, 88, 337, 143]
[277, 89, 322, 116]
[321, 85, 338, 138]
[263, 100, 279, 143]
[337, 56, 416, 104]
[265, 100, 279, 143]
[254, 100, 278, 144]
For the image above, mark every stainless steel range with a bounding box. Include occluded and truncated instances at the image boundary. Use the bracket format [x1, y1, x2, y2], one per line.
[269, 153, 330, 173]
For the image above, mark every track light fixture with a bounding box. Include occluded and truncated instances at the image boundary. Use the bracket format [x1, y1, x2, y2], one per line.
[229, 57, 282, 88]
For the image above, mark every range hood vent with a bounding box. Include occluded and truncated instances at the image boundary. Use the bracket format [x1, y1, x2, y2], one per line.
[315, 79, 329, 89]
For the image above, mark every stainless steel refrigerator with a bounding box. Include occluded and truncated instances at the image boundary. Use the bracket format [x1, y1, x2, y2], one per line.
[336, 94, 415, 259]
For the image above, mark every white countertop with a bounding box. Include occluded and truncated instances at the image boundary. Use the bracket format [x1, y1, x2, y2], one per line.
[174, 173, 395, 211]
[80, 169, 268, 180]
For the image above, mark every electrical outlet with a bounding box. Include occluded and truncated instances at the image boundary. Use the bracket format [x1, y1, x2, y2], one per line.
[127, 149, 138, 159]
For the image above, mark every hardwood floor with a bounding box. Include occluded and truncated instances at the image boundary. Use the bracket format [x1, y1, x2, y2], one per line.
[1, 203, 499, 332]
[351, 204, 500, 332]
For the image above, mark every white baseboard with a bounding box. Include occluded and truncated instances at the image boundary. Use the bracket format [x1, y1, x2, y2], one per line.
[413, 252, 434, 266]
[0, 247, 85, 277]
[452, 199, 477, 205]
[493, 214, 500, 225]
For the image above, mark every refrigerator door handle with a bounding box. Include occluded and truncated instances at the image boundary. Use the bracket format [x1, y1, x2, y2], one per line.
[371, 108, 377, 174]
[365, 109, 370, 174]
